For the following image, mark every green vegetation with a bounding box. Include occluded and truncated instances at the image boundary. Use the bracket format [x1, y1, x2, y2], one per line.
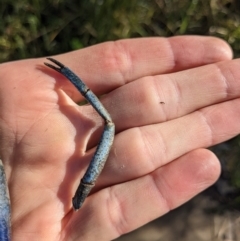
[1, 0, 240, 208]
[1, 0, 240, 62]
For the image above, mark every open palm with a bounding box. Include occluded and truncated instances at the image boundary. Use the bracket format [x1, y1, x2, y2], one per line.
[0, 36, 239, 241]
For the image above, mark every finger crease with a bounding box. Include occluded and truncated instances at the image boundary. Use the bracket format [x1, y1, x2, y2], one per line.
[137, 126, 167, 170]
[113, 40, 133, 85]
[171, 75, 183, 116]
[215, 64, 230, 100]
[195, 109, 214, 146]
[106, 186, 130, 236]
[150, 172, 172, 211]
[166, 38, 177, 71]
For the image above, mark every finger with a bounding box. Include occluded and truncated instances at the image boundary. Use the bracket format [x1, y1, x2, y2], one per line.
[91, 97, 240, 189]
[67, 149, 220, 240]
[99, 59, 240, 132]
[85, 58, 240, 149]
[45, 36, 232, 100]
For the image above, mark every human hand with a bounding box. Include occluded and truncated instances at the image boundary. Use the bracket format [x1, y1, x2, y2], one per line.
[0, 36, 237, 240]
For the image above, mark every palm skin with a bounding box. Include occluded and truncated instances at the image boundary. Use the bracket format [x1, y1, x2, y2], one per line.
[0, 36, 239, 240]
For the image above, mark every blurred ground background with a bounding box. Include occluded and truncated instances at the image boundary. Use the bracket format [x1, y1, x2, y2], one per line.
[1, 0, 240, 240]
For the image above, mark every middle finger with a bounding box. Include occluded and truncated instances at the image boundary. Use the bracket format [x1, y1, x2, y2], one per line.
[100, 59, 240, 132]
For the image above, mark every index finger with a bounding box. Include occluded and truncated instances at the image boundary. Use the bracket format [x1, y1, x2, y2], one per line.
[49, 36, 232, 100]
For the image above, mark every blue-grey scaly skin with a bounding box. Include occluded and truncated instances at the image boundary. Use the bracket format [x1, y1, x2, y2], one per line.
[82, 123, 115, 183]
[44, 58, 115, 210]
[72, 123, 115, 210]
[0, 160, 11, 241]
[61, 67, 112, 122]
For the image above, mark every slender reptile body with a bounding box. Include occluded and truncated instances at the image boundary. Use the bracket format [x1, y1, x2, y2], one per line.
[0, 160, 11, 241]
[44, 58, 115, 210]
